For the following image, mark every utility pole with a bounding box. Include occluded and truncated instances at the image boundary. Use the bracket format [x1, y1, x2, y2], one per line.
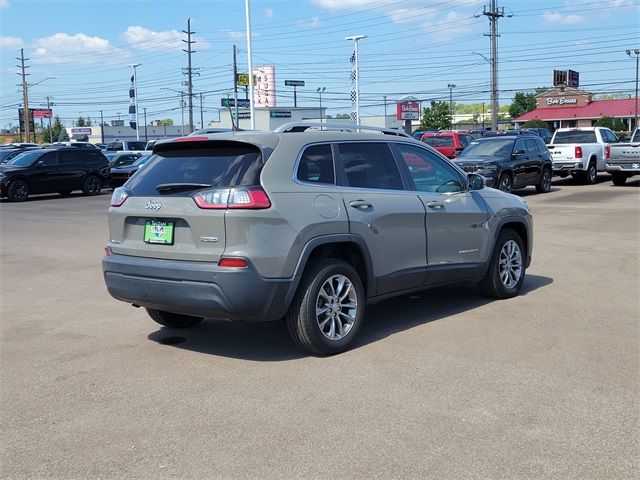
[181, 91, 185, 134]
[182, 18, 196, 134]
[99, 109, 104, 144]
[481, 0, 507, 131]
[448, 84, 456, 126]
[199, 93, 204, 129]
[233, 45, 239, 130]
[47, 96, 54, 143]
[17, 48, 30, 143]
[245, 0, 256, 130]
[626, 49, 640, 130]
[143, 107, 148, 142]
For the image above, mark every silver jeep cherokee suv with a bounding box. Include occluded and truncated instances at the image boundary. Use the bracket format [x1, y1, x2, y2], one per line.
[102, 124, 533, 355]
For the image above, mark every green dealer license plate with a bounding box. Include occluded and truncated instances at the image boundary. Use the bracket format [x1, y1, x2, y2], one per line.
[144, 220, 174, 245]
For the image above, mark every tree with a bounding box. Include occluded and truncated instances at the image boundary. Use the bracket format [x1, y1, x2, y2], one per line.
[58, 127, 70, 141]
[597, 93, 628, 100]
[594, 117, 625, 131]
[41, 115, 65, 144]
[76, 116, 88, 127]
[334, 113, 351, 119]
[158, 119, 173, 126]
[420, 101, 451, 131]
[508, 92, 537, 119]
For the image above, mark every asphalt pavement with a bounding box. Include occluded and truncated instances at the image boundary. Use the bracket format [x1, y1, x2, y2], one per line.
[1, 176, 638, 479]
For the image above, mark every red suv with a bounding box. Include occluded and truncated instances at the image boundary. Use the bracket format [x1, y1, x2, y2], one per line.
[420, 131, 475, 159]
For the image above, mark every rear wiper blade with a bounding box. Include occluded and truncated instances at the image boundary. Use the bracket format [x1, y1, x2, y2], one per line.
[156, 182, 211, 193]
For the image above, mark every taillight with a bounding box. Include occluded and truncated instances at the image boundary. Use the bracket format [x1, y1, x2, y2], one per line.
[193, 187, 271, 209]
[218, 258, 248, 268]
[110, 187, 128, 207]
[574, 146, 583, 159]
[104, 246, 112, 256]
[605, 145, 610, 159]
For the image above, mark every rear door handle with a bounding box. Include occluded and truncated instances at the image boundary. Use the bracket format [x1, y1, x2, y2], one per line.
[426, 201, 444, 210]
[349, 200, 372, 209]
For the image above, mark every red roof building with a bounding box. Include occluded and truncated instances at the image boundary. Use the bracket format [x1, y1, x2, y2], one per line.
[514, 87, 638, 131]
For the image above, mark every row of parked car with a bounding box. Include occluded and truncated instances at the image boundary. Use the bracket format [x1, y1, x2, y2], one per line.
[412, 127, 639, 192]
[0, 142, 152, 201]
[1, 126, 637, 202]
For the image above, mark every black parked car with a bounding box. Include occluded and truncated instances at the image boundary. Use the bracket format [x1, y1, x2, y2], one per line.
[109, 154, 152, 188]
[0, 146, 40, 164]
[0, 147, 110, 201]
[453, 136, 553, 193]
[105, 152, 141, 168]
[524, 127, 553, 144]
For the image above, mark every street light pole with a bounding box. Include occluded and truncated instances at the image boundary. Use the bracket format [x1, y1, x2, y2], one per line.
[626, 49, 640, 130]
[317, 87, 326, 123]
[129, 63, 142, 141]
[100, 109, 104, 144]
[346, 35, 366, 126]
[245, 0, 256, 130]
[448, 83, 456, 126]
[47, 96, 54, 143]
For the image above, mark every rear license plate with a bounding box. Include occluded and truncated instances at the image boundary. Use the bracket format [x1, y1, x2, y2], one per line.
[144, 220, 174, 245]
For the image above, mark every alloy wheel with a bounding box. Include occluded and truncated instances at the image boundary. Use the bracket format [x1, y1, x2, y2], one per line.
[499, 175, 512, 193]
[498, 240, 522, 289]
[315, 274, 358, 341]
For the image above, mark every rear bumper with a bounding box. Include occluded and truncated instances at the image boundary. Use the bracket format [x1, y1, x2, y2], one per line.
[553, 162, 584, 174]
[102, 254, 292, 322]
[605, 163, 640, 174]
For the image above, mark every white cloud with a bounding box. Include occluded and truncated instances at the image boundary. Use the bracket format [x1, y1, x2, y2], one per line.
[0, 35, 23, 49]
[0, 0, 9, 9]
[297, 16, 322, 28]
[265, 8, 274, 18]
[123, 26, 210, 52]
[31, 33, 127, 64]
[542, 11, 584, 25]
[311, 0, 375, 9]
[218, 29, 259, 39]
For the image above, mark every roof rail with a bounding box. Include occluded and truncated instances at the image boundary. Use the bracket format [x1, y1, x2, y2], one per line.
[273, 122, 411, 138]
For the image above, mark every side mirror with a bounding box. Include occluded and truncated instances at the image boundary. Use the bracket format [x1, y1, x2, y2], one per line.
[513, 148, 526, 156]
[35, 160, 45, 167]
[468, 173, 485, 190]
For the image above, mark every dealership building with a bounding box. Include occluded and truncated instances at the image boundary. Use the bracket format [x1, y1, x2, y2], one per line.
[514, 86, 638, 131]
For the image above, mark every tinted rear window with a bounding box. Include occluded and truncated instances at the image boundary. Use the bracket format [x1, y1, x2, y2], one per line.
[553, 131, 597, 144]
[432, 136, 454, 147]
[126, 145, 263, 196]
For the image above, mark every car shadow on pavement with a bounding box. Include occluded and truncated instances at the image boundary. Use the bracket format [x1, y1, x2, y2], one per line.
[147, 274, 553, 362]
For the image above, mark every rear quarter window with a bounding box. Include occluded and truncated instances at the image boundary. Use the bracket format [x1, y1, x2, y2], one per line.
[125, 143, 264, 196]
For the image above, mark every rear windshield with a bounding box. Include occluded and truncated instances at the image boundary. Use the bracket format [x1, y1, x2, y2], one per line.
[552, 131, 597, 144]
[125, 145, 263, 196]
[458, 139, 514, 158]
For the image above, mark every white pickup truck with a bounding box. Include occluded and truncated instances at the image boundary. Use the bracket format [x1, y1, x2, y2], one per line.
[607, 128, 639, 186]
[547, 127, 617, 184]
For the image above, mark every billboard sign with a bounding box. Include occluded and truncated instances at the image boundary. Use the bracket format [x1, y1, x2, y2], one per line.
[32, 108, 53, 119]
[396, 102, 420, 121]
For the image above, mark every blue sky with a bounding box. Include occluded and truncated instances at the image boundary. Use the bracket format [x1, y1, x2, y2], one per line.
[1, 0, 639, 129]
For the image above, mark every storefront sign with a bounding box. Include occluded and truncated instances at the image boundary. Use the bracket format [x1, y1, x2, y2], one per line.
[270, 111, 292, 118]
[396, 102, 420, 120]
[547, 97, 578, 106]
[71, 127, 92, 134]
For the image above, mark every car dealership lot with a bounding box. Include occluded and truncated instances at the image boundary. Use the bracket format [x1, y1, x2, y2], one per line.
[1, 178, 638, 479]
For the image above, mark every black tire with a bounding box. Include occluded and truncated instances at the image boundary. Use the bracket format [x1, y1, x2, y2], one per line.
[497, 173, 513, 193]
[479, 229, 526, 299]
[7, 179, 29, 202]
[58, 190, 72, 196]
[82, 175, 102, 196]
[581, 160, 597, 185]
[535, 167, 552, 193]
[286, 259, 365, 356]
[611, 173, 627, 186]
[145, 308, 204, 328]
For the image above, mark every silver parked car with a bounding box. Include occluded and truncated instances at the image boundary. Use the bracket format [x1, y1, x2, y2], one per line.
[102, 123, 533, 355]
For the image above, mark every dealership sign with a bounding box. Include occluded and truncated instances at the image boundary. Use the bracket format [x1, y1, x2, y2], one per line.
[32, 108, 53, 118]
[71, 127, 92, 134]
[547, 97, 578, 106]
[396, 102, 420, 120]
